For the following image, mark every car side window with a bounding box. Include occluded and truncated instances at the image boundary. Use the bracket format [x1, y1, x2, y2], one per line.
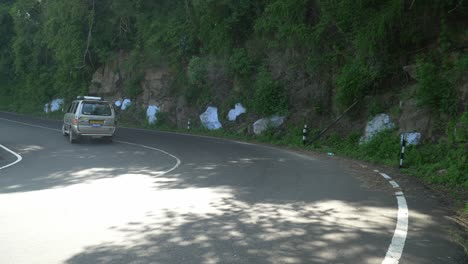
[70, 102, 78, 114]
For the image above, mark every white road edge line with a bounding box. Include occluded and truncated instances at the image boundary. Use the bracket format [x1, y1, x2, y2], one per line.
[388, 180, 400, 189]
[0, 144, 22, 170]
[379, 172, 392, 180]
[380, 172, 409, 264]
[0, 117, 181, 175]
[0, 117, 60, 132]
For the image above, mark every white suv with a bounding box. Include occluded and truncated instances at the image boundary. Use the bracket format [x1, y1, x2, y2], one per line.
[62, 96, 116, 143]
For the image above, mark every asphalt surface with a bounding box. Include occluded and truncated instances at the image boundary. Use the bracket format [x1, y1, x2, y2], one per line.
[0, 111, 465, 264]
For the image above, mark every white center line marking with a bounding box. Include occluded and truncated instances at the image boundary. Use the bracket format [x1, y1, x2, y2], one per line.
[0, 144, 23, 170]
[115, 140, 181, 175]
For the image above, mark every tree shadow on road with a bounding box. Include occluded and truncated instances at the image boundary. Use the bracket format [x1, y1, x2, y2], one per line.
[65, 197, 394, 264]
[0, 141, 174, 194]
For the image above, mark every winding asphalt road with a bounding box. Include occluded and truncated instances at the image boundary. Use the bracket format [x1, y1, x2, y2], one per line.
[0, 112, 465, 264]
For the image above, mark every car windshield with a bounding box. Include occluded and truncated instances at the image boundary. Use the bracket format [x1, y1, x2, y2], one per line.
[81, 102, 112, 116]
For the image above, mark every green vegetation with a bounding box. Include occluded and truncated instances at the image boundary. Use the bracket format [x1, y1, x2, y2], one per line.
[0, 0, 468, 111]
[1, 0, 466, 113]
[124, 73, 144, 99]
[319, 129, 467, 189]
[251, 67, 289, 116]
[186, 56, 212, 107]
[416, 54, 466, 117]
[336, 58, 378, 108]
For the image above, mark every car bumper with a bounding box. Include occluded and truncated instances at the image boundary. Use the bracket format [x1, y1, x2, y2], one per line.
[71, 125, 115, 137]
[78, 133, 114, 137]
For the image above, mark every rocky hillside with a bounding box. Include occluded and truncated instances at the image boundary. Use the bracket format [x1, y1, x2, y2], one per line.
[0, 0, 467, 141]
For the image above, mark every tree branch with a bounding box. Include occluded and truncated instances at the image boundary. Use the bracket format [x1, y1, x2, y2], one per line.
[448, 0, 463, 13]
[76, 0, 95, 69]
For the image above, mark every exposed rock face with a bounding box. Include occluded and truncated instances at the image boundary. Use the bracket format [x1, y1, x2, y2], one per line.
[89, 52, 127, 97]
[460, 73, 468, 109]
[89, 54, 456, 137]
[403, 64, 418, 81]
[399, 99, 431, 137]
[253, 116, 285, 135]
[175, 96, 188, 127]
[89, 64, 120, 95]
[360, 113, 395, 143]
[142, 67, 177, 124]
[142, 68, 170, 106]
[88, 54, 180, 124]
[269, 52, 329, 101]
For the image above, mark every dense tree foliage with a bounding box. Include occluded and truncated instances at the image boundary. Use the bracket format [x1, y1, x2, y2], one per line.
[0, 0, 466, 115]
[0, 0, 15, 91]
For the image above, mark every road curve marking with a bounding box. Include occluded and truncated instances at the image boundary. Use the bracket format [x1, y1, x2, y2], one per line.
[0, 144, 22, 170]
[0, 116, 181, 175]
[115, 140, 181, 175]
[378, 171, 409, 264]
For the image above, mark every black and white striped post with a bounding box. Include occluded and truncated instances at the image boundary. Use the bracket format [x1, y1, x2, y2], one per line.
[399, 134, 406, 168]
[187, 119, 191, 131]
[302, 124, 308, 145]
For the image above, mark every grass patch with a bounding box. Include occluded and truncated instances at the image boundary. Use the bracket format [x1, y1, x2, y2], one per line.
[29, 111, 64, 121]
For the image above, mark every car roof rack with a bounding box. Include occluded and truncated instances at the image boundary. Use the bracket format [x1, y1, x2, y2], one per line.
[76, 96, 103, 101]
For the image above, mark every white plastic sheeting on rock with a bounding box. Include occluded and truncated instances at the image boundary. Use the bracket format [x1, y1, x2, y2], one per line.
[360, 113, 395, 144]
[401, 132, 421, 146]
[253, 115, 285, 135]
[227, 103, 246, 121]
[200, 106, 222, 130]
[44, 99, 64, 113]
[114, 100, 122, 107]
[121, 99, 132, 110]
[51, 99, 64, 112]
[146, 105, 160, 124]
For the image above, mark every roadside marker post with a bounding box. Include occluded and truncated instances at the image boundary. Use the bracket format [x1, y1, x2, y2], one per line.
[399, 134, 406, 168]
[302, 124, 308, 145]
[187, 119, 191, 131]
